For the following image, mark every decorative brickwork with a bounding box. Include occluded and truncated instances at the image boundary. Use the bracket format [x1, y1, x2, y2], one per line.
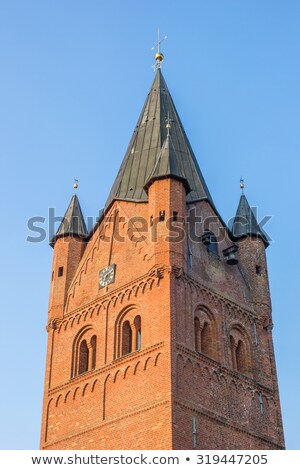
[41, 67, 284, 450]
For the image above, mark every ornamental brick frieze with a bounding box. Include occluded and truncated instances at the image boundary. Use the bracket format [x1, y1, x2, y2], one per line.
[173, 266, 258, 326]
[48, 341, 164, 397]
[176, 343, 273, 396]
[47, 265, 171, 333]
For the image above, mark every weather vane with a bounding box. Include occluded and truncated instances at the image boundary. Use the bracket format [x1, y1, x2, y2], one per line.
[240, 177, 245, 194]
[73, 178, 79, 191]
[152, 29, 167, 71]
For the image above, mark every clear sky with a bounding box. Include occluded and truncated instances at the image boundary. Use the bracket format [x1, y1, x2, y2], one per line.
[0, 0, 299, 450]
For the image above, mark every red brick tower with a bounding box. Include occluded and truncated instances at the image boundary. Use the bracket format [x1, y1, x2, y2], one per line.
[40, 53, 285, 450]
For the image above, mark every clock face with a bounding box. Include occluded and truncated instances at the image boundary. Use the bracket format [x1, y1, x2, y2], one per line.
[99, 264, 116, 288]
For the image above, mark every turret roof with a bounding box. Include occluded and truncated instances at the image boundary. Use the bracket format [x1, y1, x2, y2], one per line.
[232, 194, 269, 247]
[51, 194, 87, 247]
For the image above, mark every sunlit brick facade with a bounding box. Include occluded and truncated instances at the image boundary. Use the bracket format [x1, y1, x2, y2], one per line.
[41, 65, 284, 450]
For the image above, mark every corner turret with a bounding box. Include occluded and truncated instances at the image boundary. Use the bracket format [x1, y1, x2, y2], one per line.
[50, 194, 87, 247]
[233, 192, 271, 326]
[48, 194, 87, 322]
[232, 193, 269, 247]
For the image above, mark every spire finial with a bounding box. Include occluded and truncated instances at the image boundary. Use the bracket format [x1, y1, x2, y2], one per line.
[73, 178, 79, 192]
[152, 30, 167, 70]
[240, 177, 245, 194]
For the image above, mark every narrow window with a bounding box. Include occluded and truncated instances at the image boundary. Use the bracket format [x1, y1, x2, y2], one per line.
[78, 340, 89, 375]
[201, 322, 212, 356]
[230, 335, 237, 370]
[173, 211, 178, 221]
[253, 322, 258, 346]
[51, 271, 54, 281]
[58, 266, 64, 277]
[159, 210, 165, 221]
[122, 321, 132, 356]
[91, 335, 97, 370]
[134, 316, 141, 351]
[230, 329, 251, 376]
[236, 340, 247, 374]
[207, 233, 218, 256]
[256, 265, 261, 276]
[194, 317, 201, 353]
[137, 329, 141, 350]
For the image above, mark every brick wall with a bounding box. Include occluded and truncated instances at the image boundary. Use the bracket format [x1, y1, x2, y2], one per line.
[41, 177, 284, 450]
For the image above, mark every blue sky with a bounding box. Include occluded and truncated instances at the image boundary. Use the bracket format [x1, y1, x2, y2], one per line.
[0, 0, 299, 449]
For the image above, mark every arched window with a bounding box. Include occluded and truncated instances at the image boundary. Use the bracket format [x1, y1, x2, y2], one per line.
[91, 335, 97, 370]
[230, 335, 236, 369]
[115, 308, 142, 358]
[201, 322, 212, 356]
[122, 321, 132, 356]
[134, 315, 141, 351]
[137, 329, 141, 350]
[194, 317, 201, 352]
[78, 340, 89, 375]
[230, 326, 251, 376]
[194, 307, 217, 360]
[72, 327, 97, 378]
[236, 339, 247, 374]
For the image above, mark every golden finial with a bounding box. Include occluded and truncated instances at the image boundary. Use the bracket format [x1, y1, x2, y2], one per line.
[240, 177, 245, 194]
[73, 178, 79, 190]
[152, 29, 167, 70]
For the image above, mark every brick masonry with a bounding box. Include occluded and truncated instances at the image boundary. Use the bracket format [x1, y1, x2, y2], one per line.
[40, 177, 285, 450]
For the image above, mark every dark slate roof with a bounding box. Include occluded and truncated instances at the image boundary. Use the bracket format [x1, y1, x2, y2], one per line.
[50, 194, 87, 247]
[144, 131, 191, 193]
[105, 69, 214, 208]
[232, 194, 269, 247]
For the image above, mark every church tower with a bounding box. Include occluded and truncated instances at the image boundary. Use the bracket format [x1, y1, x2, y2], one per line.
[40, 51, 285, 450]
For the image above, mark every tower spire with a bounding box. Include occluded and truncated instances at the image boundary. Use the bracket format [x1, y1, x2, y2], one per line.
[106, 67, 214, 208]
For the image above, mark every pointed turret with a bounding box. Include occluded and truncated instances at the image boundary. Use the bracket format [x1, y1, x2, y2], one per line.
[232, 191, 272, 325]
[232, 194, 269, 247]
[51, 194, 87, 247]
[106, 69, 214, 208]
[48, 193, 87, 321]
